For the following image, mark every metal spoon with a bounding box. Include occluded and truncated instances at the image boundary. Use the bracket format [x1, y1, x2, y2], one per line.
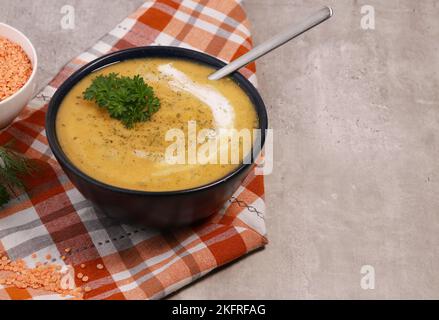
[208, 6, 333, 81]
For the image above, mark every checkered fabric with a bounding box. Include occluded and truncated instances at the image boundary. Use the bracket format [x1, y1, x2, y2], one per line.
[0, 0, 266, 300]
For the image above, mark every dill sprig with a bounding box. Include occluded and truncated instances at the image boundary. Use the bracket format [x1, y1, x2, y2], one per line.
[0, 143, 35, 206]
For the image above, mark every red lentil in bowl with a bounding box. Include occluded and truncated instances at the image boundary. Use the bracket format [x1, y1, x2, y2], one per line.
[0, 36, 33, 101]
[0, 23, 37, 129]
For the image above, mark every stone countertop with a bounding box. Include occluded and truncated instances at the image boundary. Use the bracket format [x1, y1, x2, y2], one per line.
[2, 0, 438, 299]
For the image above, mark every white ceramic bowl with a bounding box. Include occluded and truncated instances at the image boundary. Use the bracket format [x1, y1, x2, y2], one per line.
[0, 23, 38, 129]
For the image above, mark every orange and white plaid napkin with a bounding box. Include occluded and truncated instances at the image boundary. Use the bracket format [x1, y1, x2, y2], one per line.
[0, 0, 266, 300]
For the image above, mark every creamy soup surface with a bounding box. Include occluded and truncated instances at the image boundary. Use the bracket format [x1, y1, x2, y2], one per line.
[57, 58, 258, 191]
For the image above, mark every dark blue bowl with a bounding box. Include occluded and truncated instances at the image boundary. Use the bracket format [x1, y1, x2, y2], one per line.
[46, 46, 268, 228]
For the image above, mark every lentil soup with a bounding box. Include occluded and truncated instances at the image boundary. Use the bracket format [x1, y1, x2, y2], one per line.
[56, 58, 259, 192]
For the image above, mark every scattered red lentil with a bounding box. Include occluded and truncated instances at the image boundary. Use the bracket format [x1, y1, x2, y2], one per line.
[96, 264, 104, 270]
[80, 264, 86, 269]
[0, 256, 83, 299]
[0, 37, 33, 101]
[81, 276, 89, 282]
[84, 286, 92, 293]
[61, 256, 66, 261]
[77, 272, 83, 279]
[64, 248, 71, 253]
[31, 253, 37, 259]
[45, 254, 52, 260]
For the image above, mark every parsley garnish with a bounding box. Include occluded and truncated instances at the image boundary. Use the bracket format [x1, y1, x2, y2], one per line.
[83, 73, 161, 129]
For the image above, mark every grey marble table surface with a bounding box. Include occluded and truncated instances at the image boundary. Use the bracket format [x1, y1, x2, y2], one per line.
[1, 0, 439, 299]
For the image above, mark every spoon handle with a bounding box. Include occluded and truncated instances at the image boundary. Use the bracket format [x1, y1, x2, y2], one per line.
[208, 6, 333, 81]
